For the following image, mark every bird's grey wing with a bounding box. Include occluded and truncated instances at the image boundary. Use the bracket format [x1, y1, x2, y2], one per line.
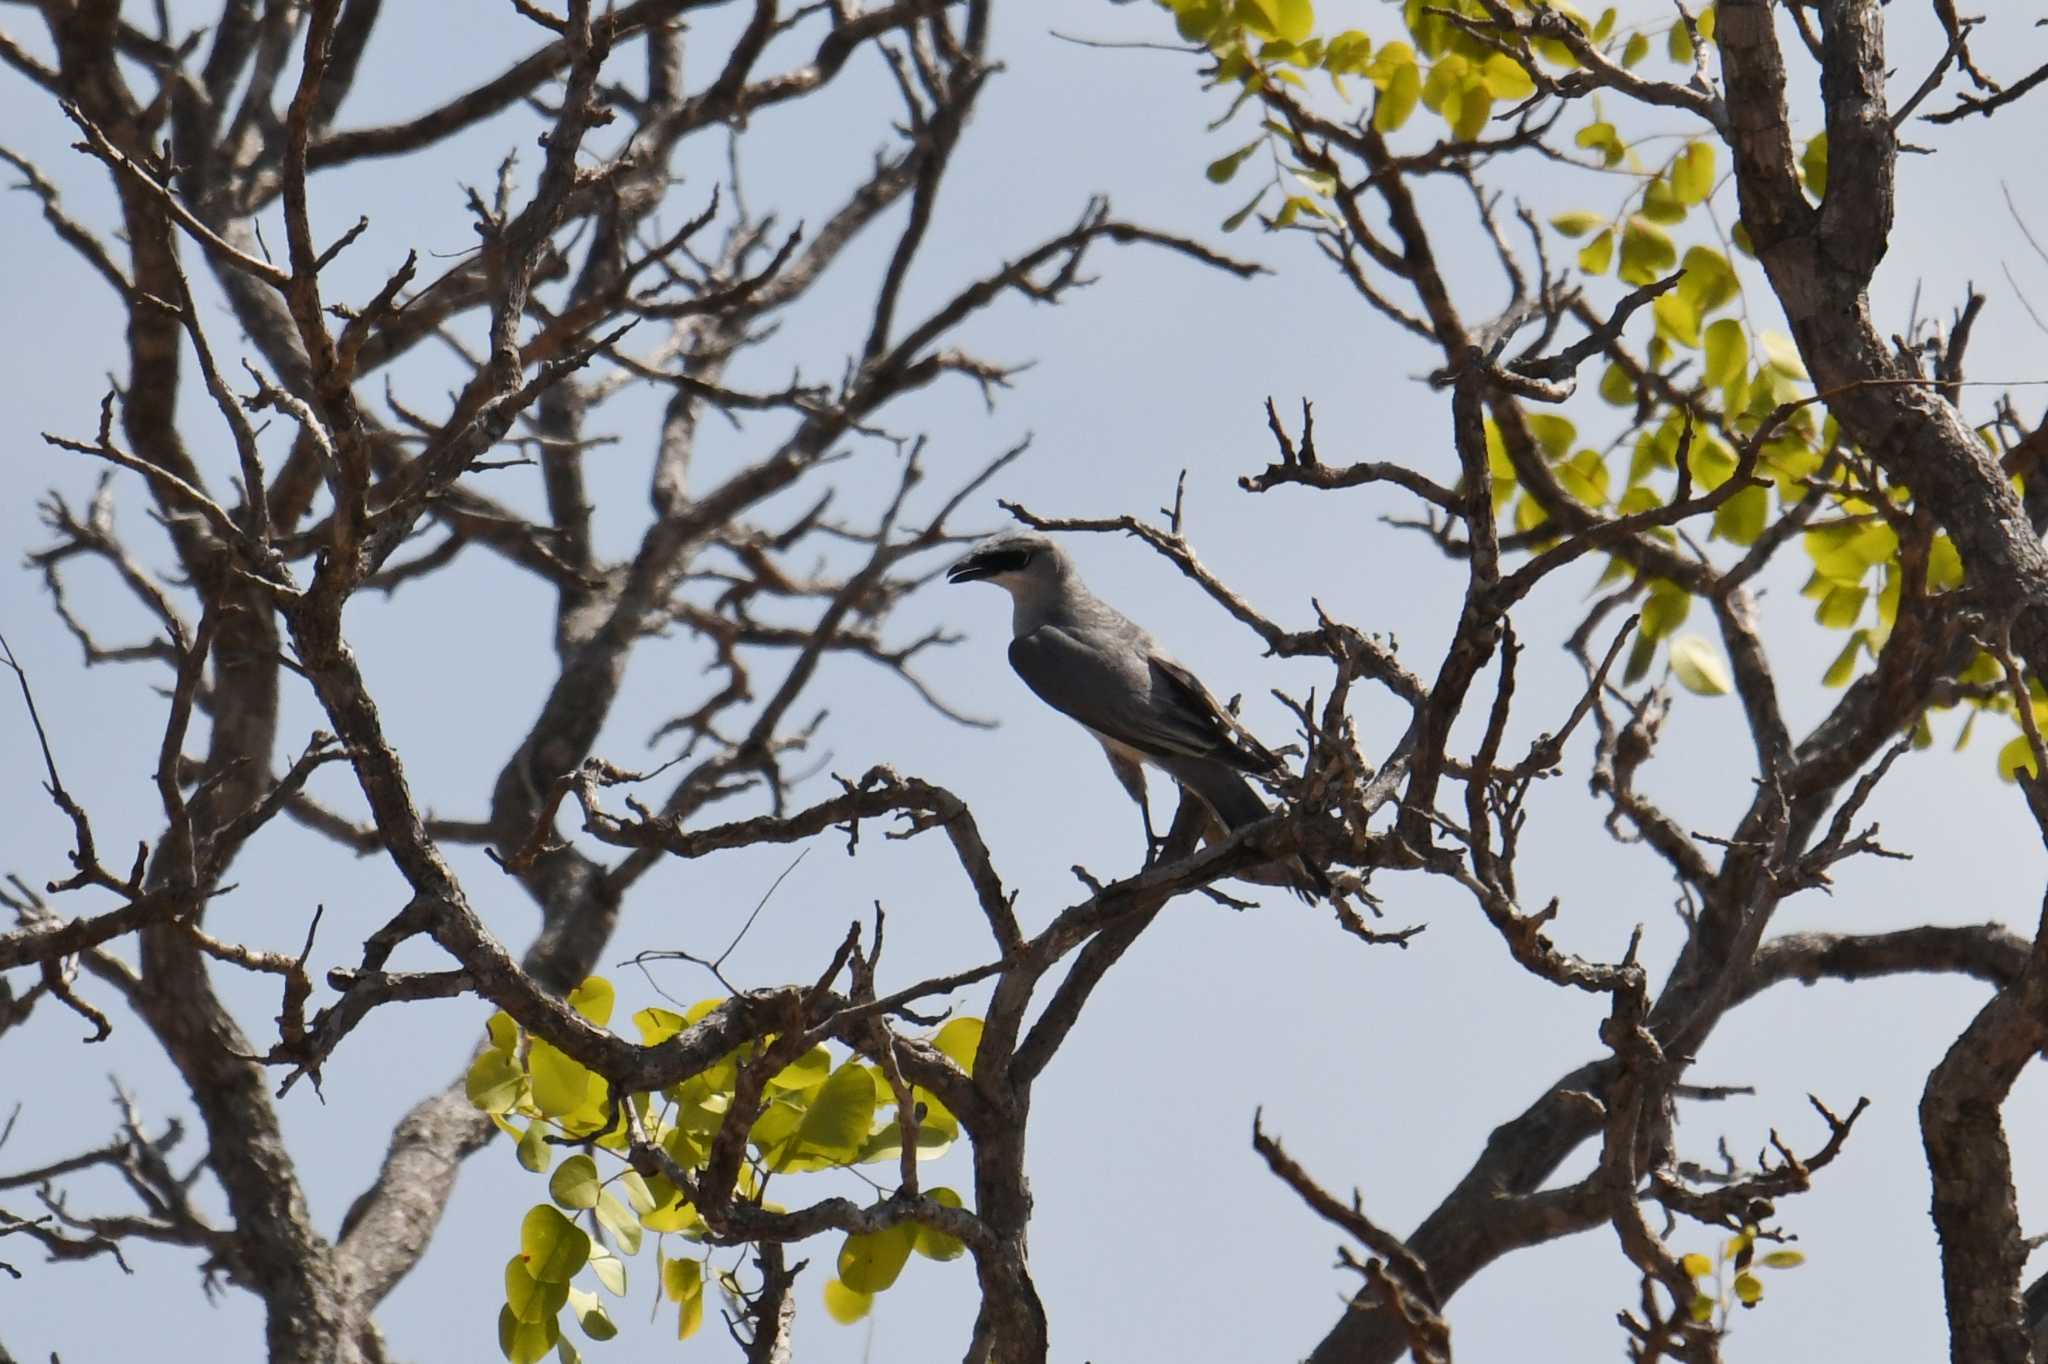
[1147, 654, 1283, 775]
[1008, 626, 1224, 763]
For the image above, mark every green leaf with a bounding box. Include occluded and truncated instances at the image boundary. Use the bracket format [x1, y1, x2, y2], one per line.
[1206, 140, 1261, 184]
[1760, 1249, 1807, 1270]
[1703, 318, 1748, 388]
[1374, 58, 1422, 131]
[1689, 1292, 1717, 1323]
[506, 1255, 571, 1324]
[1577, 228, 1614, 276]
[914, 1188, 968, 1262]
[499, 1304, 560, 1364]
[823, 1278, 874, 1325]
[548, 1155, 601, 1211]
[1669, 634, 1732, 695]
[1622, 32, 1650, 67]
[838, 1223, 918, 1294]
[1671, 142, 1716, 204]
[1550, 209, 1604, 238]
[933, 1018, 983, 1074]
[521, 1205, 592, 1285]
[468, 1049, 527, 1115]
[1618, 216, 1677, 286]
[1800, 131, 1828, 199]
[1733, 1270, 1764, 1307]
[565, 977, 615, 1028]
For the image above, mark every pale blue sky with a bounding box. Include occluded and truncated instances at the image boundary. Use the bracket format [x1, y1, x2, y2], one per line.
[3, 2, 2046, 1361]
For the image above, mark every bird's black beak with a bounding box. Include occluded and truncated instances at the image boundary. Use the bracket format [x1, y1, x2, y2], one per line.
[947, 548, 1028, 584]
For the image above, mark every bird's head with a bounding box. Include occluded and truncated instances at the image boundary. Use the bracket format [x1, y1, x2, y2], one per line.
[946, 531, 1066, 594]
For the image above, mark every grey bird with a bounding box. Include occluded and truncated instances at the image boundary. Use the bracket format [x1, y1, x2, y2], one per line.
[948, 530, 1322, 900]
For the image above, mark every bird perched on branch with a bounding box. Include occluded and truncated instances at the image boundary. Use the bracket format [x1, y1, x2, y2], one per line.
[949, 529, 1324, 900]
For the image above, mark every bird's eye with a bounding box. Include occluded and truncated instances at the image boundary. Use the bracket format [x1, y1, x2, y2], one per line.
[1017, 552, 1033, 569]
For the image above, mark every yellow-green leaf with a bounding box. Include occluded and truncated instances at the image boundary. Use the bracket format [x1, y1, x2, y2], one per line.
[914, 1188, 968, 1262]
[1641, 582, 1692, 640]
[506, 1255, 570, 1324]
[838, 1224, 918, 1294]
[1619, 216, 1677, 286]
[1671, 142, 1716, 204]
[1481, 51, 1536, 100]
[1760, 1249, 1807, 1270]
[1800, 131, 1828, 198]
[1815, 584, 1867, 629]
[1733, 1270, 1764, 1307]
[529, 1040, 605, 1120]
[1703, 318, 1748, 388]
[1678, 245, 1738, 314]
[521, 1204, 592, 1285]
[1206, 140, 1261, 184]
[1550, 209, 1603, 238]
[1681, 1252, 1713, 1279]
[1822, 630, 1867, 688]
[1713, 483, 1768, 546]
[1999, 733, 2039, 782]
[517, 1120, 553, 1174]
[566, 977, 615, 1028]
[548, 1154, 601, 1210]
[1375, 58, 1422, 131]
[823, 1278, 873, 1324]
[1668, 17, 1694, 62]
[1622, 32, 1650, 67]
[1762, 330, 1807, 380]
[1689, 1292, 1717, 1323]
[1526, 412, 1577, 458]
[498, 1304, 559, 1364]
[468, 1049, 526, 1115]
[1578, 227, 1615, 275]
[1653, 290, 1701, 349]
[933, 1018, 983, 1074]
[1669, 634, 1732, 695]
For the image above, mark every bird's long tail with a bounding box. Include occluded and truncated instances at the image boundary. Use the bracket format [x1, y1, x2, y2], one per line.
[1163, 757, 1328, 902]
